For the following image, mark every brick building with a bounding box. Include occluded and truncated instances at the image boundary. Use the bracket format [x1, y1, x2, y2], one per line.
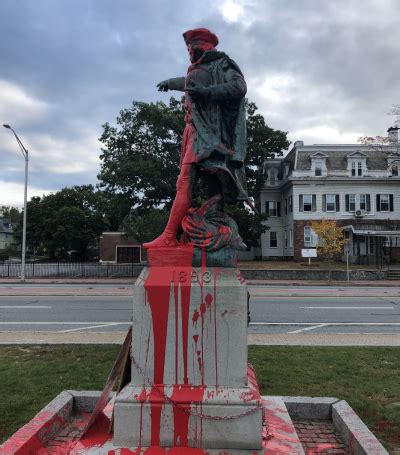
[99, 232, 145, 264]
[259, 126, 400, 262]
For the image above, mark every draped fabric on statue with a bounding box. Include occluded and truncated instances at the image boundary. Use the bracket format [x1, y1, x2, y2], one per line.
[168, 51, 248, 203]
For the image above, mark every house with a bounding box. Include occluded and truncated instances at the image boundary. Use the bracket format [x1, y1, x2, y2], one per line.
[99, 232, 145, 264]
[260, 126, 400, 263]
[0, 218, 15, 251]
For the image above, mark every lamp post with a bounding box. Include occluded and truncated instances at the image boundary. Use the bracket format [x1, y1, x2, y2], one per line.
[3, 124, 28, 282]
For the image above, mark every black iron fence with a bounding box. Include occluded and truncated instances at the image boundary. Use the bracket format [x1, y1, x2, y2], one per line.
[0, 262, 144, 278]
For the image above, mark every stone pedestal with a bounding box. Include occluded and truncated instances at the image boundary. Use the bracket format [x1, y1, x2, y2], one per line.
[113, 247, 263, 449]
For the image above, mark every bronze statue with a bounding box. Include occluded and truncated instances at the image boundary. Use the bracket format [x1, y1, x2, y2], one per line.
[144, 28, 248, 253]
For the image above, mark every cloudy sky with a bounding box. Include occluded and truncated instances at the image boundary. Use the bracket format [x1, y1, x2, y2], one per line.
[1, 0, 399, 207]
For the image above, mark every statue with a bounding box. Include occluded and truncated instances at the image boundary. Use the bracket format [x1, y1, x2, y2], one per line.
[144, 28, 249, 254]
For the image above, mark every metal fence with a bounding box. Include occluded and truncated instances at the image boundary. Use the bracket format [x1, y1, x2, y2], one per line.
[0, 262, 144, 278]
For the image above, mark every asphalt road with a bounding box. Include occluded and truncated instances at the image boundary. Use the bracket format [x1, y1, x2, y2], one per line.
[0, 284, 399, 335]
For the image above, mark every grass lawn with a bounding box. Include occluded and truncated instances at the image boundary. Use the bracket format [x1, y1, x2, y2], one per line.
[0, 345, 399, 452]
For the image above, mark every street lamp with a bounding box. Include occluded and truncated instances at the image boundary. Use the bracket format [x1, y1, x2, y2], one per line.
[3, 124, 29, 282]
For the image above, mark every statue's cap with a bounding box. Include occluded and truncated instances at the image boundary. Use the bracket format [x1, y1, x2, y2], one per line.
[183, 28, 219, 46]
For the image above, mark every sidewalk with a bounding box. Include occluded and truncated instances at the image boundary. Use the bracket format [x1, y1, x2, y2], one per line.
[1, 331, 400, 346]
[0, 277, 399, 286]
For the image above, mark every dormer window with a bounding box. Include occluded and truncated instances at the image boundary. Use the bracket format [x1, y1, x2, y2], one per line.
[392, 164, 398, 176]
[347, 151, 367, 177]
[314, 161, 322, 176]
[351, 161, 363, 176]
[310, 152, 328, 177]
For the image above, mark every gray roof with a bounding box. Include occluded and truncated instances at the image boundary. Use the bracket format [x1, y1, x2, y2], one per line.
[296, 148, 392, 171]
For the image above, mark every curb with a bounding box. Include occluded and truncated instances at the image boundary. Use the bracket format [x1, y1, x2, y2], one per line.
[1, 392, 388, 454]
[0, 390, 73, 454]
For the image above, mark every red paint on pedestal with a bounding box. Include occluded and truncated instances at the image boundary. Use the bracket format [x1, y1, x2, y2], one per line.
[144, 247, 195, 446]
[170, 385, 205, 447]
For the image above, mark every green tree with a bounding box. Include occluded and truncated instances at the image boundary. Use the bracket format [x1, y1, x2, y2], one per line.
[15, 185, 106, 259]
[98, 98, 289, 245]
[1, 206, 21, 224]
[122, 209, 169, 244]
[98, 98, 185, 213]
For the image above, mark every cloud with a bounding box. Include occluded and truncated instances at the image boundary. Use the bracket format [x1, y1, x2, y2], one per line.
[0, 80, 49, 126]
[0, 0, 400, 203]
[0, 180, 52, 207]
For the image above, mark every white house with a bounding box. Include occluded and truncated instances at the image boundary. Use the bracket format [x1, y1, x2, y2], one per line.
[0, 218, 15, 251]
[259, 126, 400, 263]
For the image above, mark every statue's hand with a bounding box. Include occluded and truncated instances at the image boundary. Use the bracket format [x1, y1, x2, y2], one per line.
[186, 86, 211, 100]
[157, 80, 169, 92]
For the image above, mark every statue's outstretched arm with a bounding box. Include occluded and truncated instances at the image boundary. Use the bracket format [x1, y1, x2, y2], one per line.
[157, 77, 185, 92]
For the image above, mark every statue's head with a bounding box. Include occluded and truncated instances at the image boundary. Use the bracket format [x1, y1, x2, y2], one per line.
[183, 28, 218, 63]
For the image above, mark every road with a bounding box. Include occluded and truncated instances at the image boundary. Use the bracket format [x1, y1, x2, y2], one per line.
[0, 284, 399, 337]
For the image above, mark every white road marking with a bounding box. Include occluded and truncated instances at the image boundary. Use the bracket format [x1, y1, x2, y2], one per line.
[59, 323, 124, 333]
[0, 321, 130, 325]
[249, 322, 400, 326]
[0, 306, 52, 309]
[289, 323, 328, 334]
[301, 306, 394, 310]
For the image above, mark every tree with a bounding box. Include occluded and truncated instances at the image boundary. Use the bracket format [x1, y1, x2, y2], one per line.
[358, 104, 400, 149]
[310, 220, 347, 281]
[98, 98, 185, 213]
[98, 98, 289, 246]
[14, 185, 106, 259]
[0, 206, 21, 223]
[122, 209, 169, 244]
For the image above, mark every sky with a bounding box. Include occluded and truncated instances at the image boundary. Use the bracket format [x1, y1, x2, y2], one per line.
[1, 0, 400, 207]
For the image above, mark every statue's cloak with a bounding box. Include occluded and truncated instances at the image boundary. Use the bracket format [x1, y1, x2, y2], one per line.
[172, 51, 248, 203]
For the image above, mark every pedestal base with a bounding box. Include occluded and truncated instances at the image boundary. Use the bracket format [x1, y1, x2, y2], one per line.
[113, 368, 263, 450]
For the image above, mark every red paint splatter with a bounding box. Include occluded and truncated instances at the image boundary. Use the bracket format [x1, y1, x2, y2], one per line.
[170, 385, 205, 446]
[192, 310, 200, 324]
[144, 246, 195, 446]
[1, 410, 67, 454]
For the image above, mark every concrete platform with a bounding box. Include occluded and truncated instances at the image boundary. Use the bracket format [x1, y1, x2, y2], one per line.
[0, 391, 388, 454]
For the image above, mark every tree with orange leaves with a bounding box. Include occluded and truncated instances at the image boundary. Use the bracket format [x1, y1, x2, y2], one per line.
[310, 220, 347, 281]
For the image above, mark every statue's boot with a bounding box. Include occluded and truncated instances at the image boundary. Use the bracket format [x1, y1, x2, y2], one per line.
[143, 171, 191, 249]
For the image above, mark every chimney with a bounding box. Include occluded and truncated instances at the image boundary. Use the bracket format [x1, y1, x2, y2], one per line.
[387, 126, 399, 143]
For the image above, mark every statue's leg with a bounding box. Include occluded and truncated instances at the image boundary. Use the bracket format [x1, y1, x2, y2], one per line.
[143, 164, 193, 248]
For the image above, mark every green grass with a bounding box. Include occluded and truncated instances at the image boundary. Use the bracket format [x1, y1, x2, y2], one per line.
[0, 346, 399, 452]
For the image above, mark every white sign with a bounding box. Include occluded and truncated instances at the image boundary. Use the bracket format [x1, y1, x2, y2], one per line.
[302, 248, 317, 258]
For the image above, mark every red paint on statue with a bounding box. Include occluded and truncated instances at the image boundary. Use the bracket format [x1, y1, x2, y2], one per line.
[144, 246, 195, 445]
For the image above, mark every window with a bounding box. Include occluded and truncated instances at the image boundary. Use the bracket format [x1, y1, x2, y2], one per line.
[351, 161, 363, 176]
[265, 201, 281, 217]
[289, 196, 293, 213]
[299, 194, 316, 212]
[345, 194, 356, 212]
[289, 229, 293, 247]
[304, 226, 317, 246]
[284, 198, 288, 215]
[315, 161, 322, 176]
[270, 231, 277, 248]
[376, 194, 393, 212]
[323, 194, 340, 212]
[359, 194, 371, 212]
[392, 165, 398, 176]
